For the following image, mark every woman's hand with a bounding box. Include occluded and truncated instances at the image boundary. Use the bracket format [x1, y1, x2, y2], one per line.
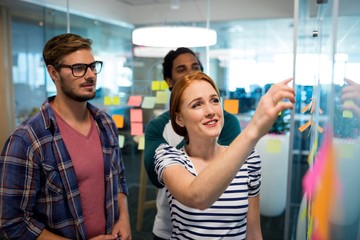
[247, 78, 295, 140]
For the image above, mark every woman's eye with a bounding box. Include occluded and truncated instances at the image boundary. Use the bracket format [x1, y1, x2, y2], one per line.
[191, 102, 201, 108]
[212, 98, 220, 103]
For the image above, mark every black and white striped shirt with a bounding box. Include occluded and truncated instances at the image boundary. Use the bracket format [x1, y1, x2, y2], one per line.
[155, 144, 261, 240]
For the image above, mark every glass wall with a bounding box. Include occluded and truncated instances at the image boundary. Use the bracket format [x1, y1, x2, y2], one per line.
[9, 1, 133, 126]
[291, 0, 360, 239]
[1, 0, 359, 239]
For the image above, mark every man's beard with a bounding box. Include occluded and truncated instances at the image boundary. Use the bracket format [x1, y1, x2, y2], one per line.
[59, 76, 96, 102]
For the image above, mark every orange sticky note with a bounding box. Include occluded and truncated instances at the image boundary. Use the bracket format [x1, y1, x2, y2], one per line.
[298, 120, 311, 132]
[127, 95, 142, 107]
[223, 99, 239, 114]
[130, 109, 143, 123]
[112, 114, 124, 128]
[131, 122, 143, 136]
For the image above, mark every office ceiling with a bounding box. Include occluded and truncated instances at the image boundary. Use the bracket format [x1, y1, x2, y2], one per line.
[2, 0, 360, 60]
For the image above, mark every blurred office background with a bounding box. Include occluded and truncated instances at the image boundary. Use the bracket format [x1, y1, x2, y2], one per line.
[0, 0, 359, 239]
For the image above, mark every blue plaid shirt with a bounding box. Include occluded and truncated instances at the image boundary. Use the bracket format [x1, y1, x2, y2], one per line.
[0, 97, 128, 239]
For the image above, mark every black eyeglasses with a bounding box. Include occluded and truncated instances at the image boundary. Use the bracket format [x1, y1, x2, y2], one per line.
[55, 61, 103, 77]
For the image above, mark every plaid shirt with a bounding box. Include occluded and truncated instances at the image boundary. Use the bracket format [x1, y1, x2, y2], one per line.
[0, 97, 128, 240]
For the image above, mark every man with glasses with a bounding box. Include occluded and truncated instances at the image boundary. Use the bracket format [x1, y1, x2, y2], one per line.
[0, 33, 131, 240]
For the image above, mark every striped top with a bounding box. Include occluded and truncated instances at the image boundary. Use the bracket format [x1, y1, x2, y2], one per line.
[155, 144, 261, 240]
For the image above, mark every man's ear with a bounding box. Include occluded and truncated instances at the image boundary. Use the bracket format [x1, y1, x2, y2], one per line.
[175, 113, 185, 127]
[47, 65, 59, 82]
[165, 78, 173, 89]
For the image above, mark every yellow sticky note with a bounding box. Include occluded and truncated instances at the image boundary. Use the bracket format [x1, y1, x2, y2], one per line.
[118, 134, 125, 148]
[266, 139, 282, 153]
[112, 96, 120, 105]
[343, 110, 353, 118]
[223, 99, 239, 114]
[155, 91, 169, 104]
[152, 81, 161, 91]
[343, 100, 354, 118]
[138, 135, 145, 150]
[104, 96, 112, 105]
[112, 114, 124, 129]
[160, 80, 169, 90]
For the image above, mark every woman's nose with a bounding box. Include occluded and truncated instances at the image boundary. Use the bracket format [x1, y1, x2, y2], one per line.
[205, 104, 215, 117]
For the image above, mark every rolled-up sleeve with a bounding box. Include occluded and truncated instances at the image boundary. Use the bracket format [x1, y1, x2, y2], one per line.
[0, 132, 44, 239]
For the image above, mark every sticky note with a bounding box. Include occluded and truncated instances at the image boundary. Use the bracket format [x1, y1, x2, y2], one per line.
[142, 96, 156, 109]
[112, 114, 124, 128]
[343, 110, 353, 118]
[127, 95, 142, 107]
[138, 135, 145, 150]
[112, 96, 120, 105]
[155, 91, 169, 104]
[160, 81, 169, 90]
[152, 81, 161, 91]
[131, 122, 143, 136]
[104, 96, 112, 105]
[130, 109, 143, 123]
[224, 99, 239, 114]
[266, 139, 282, 153]
[118, 134, 125, 148]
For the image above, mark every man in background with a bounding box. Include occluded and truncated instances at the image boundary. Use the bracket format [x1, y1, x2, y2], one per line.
[144, 47, 241, 239]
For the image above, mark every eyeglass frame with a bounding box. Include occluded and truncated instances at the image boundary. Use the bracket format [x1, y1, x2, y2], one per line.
[54, 61, 103, 77]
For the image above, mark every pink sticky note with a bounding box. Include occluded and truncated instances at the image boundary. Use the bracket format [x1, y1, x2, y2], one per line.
[131, 122, 143, 136]
[130, 109, 143, 123]
[127, 95, 142, 107]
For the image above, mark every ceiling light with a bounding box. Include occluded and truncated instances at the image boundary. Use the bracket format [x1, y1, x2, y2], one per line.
[132, 26, 217, 48]
[133, 46, 175, 58]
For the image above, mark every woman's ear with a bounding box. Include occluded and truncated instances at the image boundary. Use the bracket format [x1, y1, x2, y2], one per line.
[175, 113, 185, 127]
